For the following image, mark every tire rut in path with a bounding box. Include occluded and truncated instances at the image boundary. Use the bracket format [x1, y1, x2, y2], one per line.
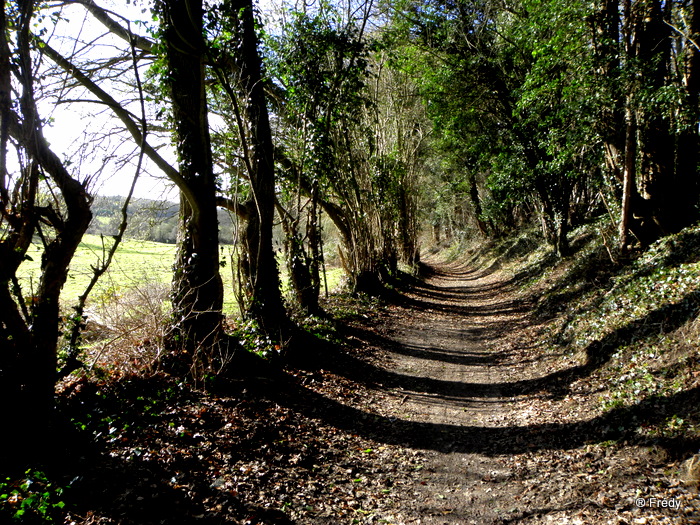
[379, 261, 530, 524]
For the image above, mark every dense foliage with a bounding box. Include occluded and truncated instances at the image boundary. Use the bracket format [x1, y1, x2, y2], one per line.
[388, 0, 700, 255]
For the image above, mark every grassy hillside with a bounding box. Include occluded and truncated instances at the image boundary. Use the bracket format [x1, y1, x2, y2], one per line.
[19, 235, 182, 307]
[87, 196, 237, 245]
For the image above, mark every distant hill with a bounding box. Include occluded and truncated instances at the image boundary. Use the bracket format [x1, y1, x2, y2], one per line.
[89, 195, 236, 244]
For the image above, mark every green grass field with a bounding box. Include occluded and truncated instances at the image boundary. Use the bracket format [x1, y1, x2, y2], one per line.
[18, 234, 345, 317]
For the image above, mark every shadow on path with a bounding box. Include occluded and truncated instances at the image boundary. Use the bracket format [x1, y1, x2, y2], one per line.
[328, 268, 700, 401]
[280, 262, 700, 459]
[269, 370, 700, 458]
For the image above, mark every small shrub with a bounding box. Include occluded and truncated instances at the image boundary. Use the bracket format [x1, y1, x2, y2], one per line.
[84, 276, 170, 374]
[230, 319, 281, 359]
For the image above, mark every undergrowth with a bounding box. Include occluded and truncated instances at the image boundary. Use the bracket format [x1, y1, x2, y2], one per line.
[0, 470, 67, 524]
[483, 217, 700, 457]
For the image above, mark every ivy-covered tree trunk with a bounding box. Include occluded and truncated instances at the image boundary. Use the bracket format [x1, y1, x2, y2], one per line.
[636, 0, 676, 238]
[306, 187, 323, 304]
[226, 0, 289, 337]
[278, 203, 320, 315]
[594, 0, 625, 183]
[619, 0, 699, 246]
[1, 0, 92, 467]
[158, 0, 224, 364]
[535, 175, 571, 257]
[467, 169, 488, 237]
[620, 104, 638, 254]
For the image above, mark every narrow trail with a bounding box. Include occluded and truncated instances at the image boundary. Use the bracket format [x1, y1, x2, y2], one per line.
[384, 260, 526, 428]
[350, 259, 696, 525]
[376, 260, 534, 523]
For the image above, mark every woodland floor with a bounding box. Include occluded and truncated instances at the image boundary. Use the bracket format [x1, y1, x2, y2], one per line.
[52, 257, 700, 524]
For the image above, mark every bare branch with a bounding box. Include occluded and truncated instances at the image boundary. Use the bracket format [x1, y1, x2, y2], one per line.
[60, 22, 150, 377]
[37, 38, 199, 209]
[66, 0, 155, 53]
[216, 194, 249, 219]
[665, 20, 700, 53]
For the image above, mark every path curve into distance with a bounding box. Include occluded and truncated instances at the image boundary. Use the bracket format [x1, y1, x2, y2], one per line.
[377, 259, 533, 523]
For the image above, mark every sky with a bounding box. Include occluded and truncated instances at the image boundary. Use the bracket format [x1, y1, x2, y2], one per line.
[39, 0, 177, 201]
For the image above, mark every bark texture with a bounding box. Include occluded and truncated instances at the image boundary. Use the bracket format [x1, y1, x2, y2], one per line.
[159, 0, 224, 361]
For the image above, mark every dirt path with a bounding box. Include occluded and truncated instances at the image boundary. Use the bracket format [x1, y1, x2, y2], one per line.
[359, 260, 698, 524]
[372, 260, 529, 524]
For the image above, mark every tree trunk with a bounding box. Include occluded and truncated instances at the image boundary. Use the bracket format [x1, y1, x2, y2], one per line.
[227, 0, 289, 337]
[595, 0, 625, 183]
[675, 0, 700, 227]
[467, 169, 488, 236]
[307, 186, 323, 304]
[636, 0, 675, 236]
[159, 0, 224, 365]
[619, 104, 638, 254]
[277, 202, 320, 315]
[1, 0, 92, 466]
[534, 175, 571, 257]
